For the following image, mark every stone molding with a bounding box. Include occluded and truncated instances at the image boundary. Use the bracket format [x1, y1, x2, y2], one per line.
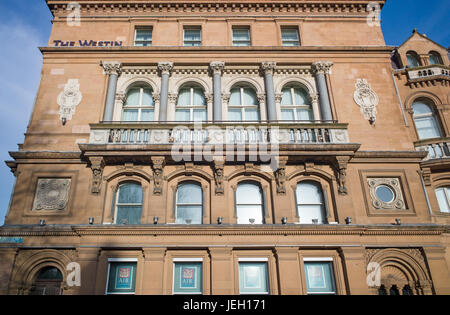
[311, 61, 334, 75]
[101, 61, 122, 76]
[260, 61, 277, 75]
[209, 61, 225, 75]
[157, 62, 174, 76]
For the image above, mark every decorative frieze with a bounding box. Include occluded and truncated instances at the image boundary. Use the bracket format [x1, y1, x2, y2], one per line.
[32, 178, 71, 211]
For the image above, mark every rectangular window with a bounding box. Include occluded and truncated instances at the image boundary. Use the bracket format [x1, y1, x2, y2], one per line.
[281, 28, 300, 46]
[173, 261, 203, 294]
[134, 28, 152, 46]
[184, 27, 201, 46]
[238, 261, 269, 294]
[232, 27, 251, 46]
[304, 260, 336, 295]
[106, 260, 137, 295]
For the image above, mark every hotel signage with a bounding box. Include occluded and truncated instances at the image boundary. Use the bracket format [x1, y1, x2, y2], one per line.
[53, 40, 123, 47]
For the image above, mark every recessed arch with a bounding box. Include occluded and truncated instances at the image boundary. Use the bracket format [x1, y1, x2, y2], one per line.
[117, 76, 159, 95]
[227, 168, 274, 182]
[405, 92, 443, 110]
[224, 77, 264, 94]
[275, 77, 316, 96]
[104, 169, 152, 183]
[166, 168, 213, 183]
[172, 77, 212, 95]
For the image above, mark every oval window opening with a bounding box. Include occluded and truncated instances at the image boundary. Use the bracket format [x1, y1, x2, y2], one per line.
[376, 185, 395, 203]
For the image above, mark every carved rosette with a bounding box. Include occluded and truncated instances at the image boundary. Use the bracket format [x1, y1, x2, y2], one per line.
[57, 79, 82, 122]
[101, 61, 122, 76]
[311, 61, 333, 75]
[353, 78, 379, 122]
[158, 62, 174, 76]
[33, 179, 71, 211]
[151, 157, 165, 195]
[209, 61, 225, 75]
[89, 157, 105, 194]
[213, 159, 225, 195]
[260, 61, 277, 75]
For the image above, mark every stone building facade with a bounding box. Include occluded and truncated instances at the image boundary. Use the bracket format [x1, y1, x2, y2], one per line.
[0, 0, 449, 295]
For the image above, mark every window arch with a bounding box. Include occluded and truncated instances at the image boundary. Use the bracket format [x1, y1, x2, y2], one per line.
[228, 85, 260, 121]
[235, 181, 265, 224]
[411, 99, 442, 139]
[435, 186, 450, 213]
[429, 51, 443, 65]
[122, 85, 154, 121]
[406, 51, 421, 68]
[280, 84, 314, 121]
[114, 182, 143, 224]
[296, 181, 327, 224]
[29, 266, 63, 295]
[175, 84, 207, 122]
[175, 181, 203, 224]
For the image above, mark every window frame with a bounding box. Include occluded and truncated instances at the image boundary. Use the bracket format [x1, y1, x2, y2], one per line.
[429, 51, 443, 65]
[175, 86, 207, 122]
[228, 86, 260, 122]
[295, 180, 328, 224]
[183, 27, 202, 47]
[134, 27, 153, 47]
[175, 181, 204, 224]
[280, 86, 313, 121]
[281, 27, 300, 46]
[435, 186, 450, 213]
[406, 51, 421, 68]
[238, 258, 270, 295]
[172, 258, 204, 295]
[303, 258, 337, 295]
[411, 100, 442, 140]
[232, 27, 251, 47]
[113, 182, 143, 225]
[121, 86, 155, 122]
[235, 181, 265, 224]
[105, 258, 138, 295]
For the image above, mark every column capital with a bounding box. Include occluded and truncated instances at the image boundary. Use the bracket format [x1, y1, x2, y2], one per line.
[158, 62, 174, 76]
[260, 61, 277, 75]
[209, 61, 225, 75]
[101, 61, 122, 76]
[311, 61, 333, 75]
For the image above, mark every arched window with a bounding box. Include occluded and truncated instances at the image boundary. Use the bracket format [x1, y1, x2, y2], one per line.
[236, 182, 264, 224]
[406, 51, 421, 68]
[412, 99, 442, 139]
[176, 86, 207, 122]
[122, 86, 154, 121]
[114, 182, 143, 224]
[29, 267, 63, 295]
[280, 85, 314, 121]
[429, 51, 443, 65]
[176, 182, 203, 224]
[228, 86, 260, 121]
[435, 186, 450, 213]
[296, 181, 327, 224]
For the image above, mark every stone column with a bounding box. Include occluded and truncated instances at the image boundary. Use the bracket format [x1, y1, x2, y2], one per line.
[312, 61, 334, 122]
[210, 61, 225, 122]
[274, 247, 303, 294]
[101, 61, 122, 121]
[142, 248, 167, 295]
[261, 62, 277, 121]
[339, 247, 371, 295]
[158, 62, 174, 122]
[209, 248, 234, 295]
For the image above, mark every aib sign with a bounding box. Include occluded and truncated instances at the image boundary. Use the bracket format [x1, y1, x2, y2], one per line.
[116, 267, 133, 290]
[181, 267, 196, 289]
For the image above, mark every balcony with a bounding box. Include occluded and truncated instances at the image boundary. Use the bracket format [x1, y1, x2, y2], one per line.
[414, 137, 450, 161]
[88, 121, 350, 146]
[406, 64, 450, 85]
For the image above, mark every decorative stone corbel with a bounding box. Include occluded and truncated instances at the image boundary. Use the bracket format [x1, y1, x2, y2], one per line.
[151, 157, 165, 195]
[244, 163, 255, 176]
[89, 157, 105, 194]
[274, 157, 288, 195]
[185, 162, 194, 176]
[334, 156, 350, 195]
[213, 158, 225, 195]
[419, 168, 432, 186]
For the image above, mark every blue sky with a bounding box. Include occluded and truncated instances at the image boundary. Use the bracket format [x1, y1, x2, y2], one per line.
[0, 0, 449, 225]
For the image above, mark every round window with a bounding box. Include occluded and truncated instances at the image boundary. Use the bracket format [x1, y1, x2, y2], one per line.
[376, 185, 395, 203]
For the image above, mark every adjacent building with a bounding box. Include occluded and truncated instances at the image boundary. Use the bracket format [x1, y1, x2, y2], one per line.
[0, 0, 449, 295]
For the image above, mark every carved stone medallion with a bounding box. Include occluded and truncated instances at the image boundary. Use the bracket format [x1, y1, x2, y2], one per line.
[32, 178, 71, 211]
[353, 79, 378, 122]
[58, 79, 82, 122]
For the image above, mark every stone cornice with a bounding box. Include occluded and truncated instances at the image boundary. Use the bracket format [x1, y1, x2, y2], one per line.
[9, 151, 82, 160]
[46, 1, 386, 17]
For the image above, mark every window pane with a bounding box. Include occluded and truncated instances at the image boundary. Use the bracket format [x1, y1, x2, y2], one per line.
[184, 29, 201, 41]
[281, 88, 293, 105]
[296, 182, 323, 204]
[281, 109, 295, 121]
[229, 88, 242, 106]
[244, 109, 260, 121]
[293, 88, 309, 105]
[107, 262, 137, 294]
[233, 29, 250, 40]
[118, 183, 143, 204]
[116, 206, 142, 225]
[125, 88, 140, 106]
[237, 183, 262, 204]
[177, 183, 203, 204]
[193, 88, 206, 106]
[415, 117, 441, 139]
[176, 205, 202, 224]
[376, 185, 395, 203]
[141, 89, 153, 106]
[122, 109, 139, 121]
[298, 205, 326, 224]
[297, 109, 313, 121]
[193, 109, 207, 121]
[243, 88, 258, 105]
[237, 205, 264, 224]
[282, 29, 299, 46]
[177, 89, 191, 106]
[435, 188, 450, 213]
[304, 262, 336, 294]
[174, 263, 202, 294]
[407, 53, 420, 67]
[239, 263, 269, 294]
[141, 109, 154, 121]
[429, 53, 442, 65]
[175, 109, 191, 121]
[228, 109, 242, 121]
[412, 103, 433, 115]
[135, 29, 152, 41]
